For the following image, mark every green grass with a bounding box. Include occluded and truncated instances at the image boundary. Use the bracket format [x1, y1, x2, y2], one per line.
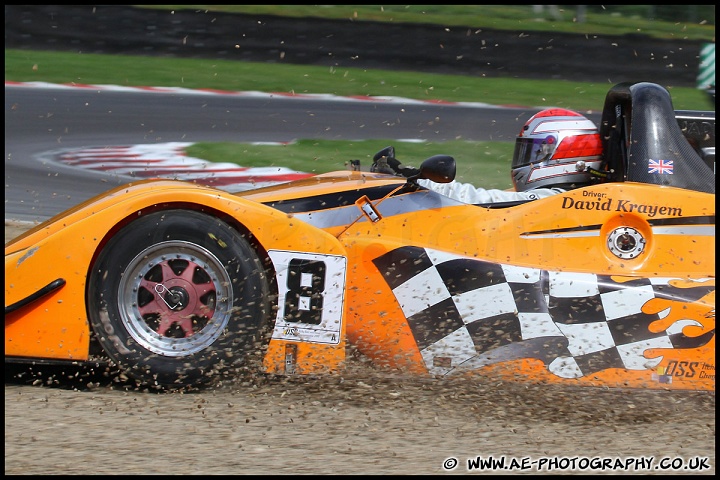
[136, 5, 716, 41]
[6, 49, 711, 111]
[186, 139, 515, 189]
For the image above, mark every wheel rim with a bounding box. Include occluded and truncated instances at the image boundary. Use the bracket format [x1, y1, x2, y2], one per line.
[118, 240, 233, 357]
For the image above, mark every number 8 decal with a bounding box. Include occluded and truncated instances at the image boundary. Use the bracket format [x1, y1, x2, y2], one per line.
[283, 258, 326, 325]
[268, 250, 346, 345]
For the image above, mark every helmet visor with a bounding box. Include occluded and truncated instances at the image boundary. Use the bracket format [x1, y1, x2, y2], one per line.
[512, 135, 557, 168]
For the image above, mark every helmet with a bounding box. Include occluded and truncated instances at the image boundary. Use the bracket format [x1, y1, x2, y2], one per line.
[511, 108, 603, 192]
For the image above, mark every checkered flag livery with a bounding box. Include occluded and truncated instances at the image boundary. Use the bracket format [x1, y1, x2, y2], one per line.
[373, 246, 714, 378]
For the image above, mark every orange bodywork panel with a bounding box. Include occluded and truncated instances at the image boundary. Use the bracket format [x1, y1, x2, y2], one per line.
[5, 173, 715, 391]
[5, 179, 350, 371]
[333, 180, 714, 390]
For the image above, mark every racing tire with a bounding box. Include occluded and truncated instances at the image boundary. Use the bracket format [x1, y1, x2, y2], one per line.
[87, 210, 272, 389]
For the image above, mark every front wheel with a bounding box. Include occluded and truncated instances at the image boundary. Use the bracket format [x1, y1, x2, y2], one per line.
[88, 210, 272, 389]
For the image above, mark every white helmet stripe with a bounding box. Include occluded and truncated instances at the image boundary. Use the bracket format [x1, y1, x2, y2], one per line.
[530, 118, 597, 134]
[527, 160, 602, 182]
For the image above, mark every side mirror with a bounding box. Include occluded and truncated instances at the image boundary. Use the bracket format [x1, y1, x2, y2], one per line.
[373, 146, 396, 162]
[411, 155, 456, 183]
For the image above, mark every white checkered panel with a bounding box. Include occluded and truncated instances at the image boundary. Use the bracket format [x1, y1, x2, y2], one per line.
[372, 246, 715, 378]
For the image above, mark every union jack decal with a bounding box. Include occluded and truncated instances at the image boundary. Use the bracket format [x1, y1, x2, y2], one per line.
[648, 159, 674, 174]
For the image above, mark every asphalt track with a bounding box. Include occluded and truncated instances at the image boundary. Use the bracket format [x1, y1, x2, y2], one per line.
[5, 81, 571, 223]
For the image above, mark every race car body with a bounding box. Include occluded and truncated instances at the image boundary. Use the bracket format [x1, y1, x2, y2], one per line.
[5, 82, 715, 391]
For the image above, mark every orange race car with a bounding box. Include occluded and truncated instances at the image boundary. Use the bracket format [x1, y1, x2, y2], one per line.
[5, 81, 715, 391]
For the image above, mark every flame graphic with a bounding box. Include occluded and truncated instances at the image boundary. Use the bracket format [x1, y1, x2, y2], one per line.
[646, 278, 715, 334]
